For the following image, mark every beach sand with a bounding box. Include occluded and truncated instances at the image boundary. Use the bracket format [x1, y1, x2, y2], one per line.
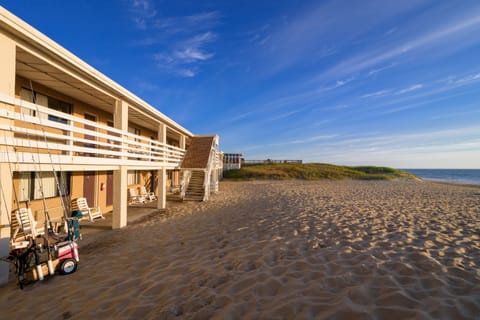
[1, 180, 479, 319]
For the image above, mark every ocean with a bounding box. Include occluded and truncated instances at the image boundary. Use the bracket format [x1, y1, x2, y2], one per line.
[403, 169, 480, 185]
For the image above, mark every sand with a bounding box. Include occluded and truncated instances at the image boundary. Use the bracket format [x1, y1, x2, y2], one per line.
[0, 180, 479, 319]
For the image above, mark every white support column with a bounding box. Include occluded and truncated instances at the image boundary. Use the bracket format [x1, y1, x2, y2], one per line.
[157, 123, 166, 209]
[112, 100, 128, 229]
[179, 134, 186, 150]
[0, 32, 15, 286]
[158, 123, 166, 145]
[157, 168, 166, 209]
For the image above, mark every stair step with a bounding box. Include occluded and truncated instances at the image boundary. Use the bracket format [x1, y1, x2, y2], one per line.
[184, 197, 204, 201]
[183, 170, 206, 202]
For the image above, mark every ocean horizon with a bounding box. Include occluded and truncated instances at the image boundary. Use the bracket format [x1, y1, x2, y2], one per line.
[403, 169, 480, 185]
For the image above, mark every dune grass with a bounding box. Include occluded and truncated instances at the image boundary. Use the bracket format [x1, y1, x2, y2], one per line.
[223, 163, 419, 181]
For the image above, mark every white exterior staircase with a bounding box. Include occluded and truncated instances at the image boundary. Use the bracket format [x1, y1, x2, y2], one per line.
[184, 170, 206, 201]
[180, 135, 222, 201]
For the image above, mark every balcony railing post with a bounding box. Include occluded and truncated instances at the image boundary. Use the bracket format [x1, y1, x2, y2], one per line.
[68, 119, 74, 158]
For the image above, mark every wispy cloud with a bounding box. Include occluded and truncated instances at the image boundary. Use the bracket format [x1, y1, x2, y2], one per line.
[260, 126, 480, 168]
[270, 108, 304, 121]
[446, 72, 480, 85]
[154, 32, 216, 77]
[127, 2, 220, 77]
[133, 78, 160, 92]
[240, 134, 337, 151]
[362, 90, 391, 98]
[288, 134, 337, 145]
[362, 84, 424, 99]
[361, 70, 480, 115]
[318, 77, 355, 93]
[318, 6, 480, 80]
[367, 62, 397, 76]
[154, 11, 221, 34]
[396, 84, 423, 95]
[318, 104, 349, 111]
[431, 108, 480, 120]
[130, 0, 157, 29]
[259, 1, 425, 75]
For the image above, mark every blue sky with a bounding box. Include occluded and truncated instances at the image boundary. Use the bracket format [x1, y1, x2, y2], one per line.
[2, 0, 480, 168]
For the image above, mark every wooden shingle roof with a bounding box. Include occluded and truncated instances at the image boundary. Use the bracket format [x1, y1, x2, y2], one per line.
[181, 136, 215, 169]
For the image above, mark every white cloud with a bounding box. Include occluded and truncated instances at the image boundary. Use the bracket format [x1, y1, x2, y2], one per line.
[362, 90, 391, 98]
[127, 1, 220, 77]
[367, 62, 397, 76]
[130, 0, 157, 29]
[396, 84, 423, 95]
[260, 1, 424, 75]
[177, 69, 195, 78]
[288, 135, 337, 145]
[432, 108, 480, 120]
[448, 72, 480, 85]
[153, 31, 217, 77]
[318, 77, 355, 92]
[154, 11, 220, 34]
[318, 8, 480, 80]
[252, 126, 480, 168]
[174, 48, 214, 62]
[319, 104, 349, 111]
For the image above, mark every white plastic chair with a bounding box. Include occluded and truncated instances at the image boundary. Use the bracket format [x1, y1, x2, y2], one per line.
[140, 186, 157, 202]
[13, 207, 45, 240]
[128, 188, 145, 205]
[71, 197, 104, 222]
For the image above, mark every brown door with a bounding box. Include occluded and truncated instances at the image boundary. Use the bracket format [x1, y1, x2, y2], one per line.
[83, 171, 95, 207]
[106, 171, 113, 206]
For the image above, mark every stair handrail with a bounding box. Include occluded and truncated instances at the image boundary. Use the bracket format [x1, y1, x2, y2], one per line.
[180, 170, 191, 198]
[203, 148, 217, 201]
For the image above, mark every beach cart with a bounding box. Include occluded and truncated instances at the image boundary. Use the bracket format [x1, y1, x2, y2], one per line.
[5, 211, 82, 288]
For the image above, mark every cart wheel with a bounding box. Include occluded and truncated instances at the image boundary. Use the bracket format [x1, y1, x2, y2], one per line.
[59, 258, 77, 275]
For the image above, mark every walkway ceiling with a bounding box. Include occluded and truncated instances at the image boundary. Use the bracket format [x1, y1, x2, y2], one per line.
[15, 48, 187, 136]
[16, 47, 115, 112]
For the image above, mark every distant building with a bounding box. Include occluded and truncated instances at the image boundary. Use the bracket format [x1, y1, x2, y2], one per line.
[242, 159, 302, 165]
[223, 153, 243, 170]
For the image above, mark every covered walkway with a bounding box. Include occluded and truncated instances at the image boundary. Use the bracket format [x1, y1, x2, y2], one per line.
[78, 202, 178, 246]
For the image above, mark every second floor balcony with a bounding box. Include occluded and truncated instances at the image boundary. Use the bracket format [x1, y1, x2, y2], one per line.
[0, 93, 186, 171]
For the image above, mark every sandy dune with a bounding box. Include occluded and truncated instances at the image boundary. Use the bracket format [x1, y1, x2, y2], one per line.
[1, 180, 479, 319]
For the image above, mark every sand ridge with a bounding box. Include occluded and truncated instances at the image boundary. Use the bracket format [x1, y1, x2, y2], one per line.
[0, 180, 479, 319]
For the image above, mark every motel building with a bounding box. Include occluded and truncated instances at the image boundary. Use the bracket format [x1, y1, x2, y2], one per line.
[0, 7, 223, 285]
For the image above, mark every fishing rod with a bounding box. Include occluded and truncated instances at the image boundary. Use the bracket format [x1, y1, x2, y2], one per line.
[20, 99, 52, 231]
[2, 133, 28, 241]
[28, 81, 72, 238]
[19, 97, 56, 279]
[29, 82, 70, 221]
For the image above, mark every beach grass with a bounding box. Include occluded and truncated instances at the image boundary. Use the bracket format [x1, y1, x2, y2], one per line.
[223, 163, 419, 181]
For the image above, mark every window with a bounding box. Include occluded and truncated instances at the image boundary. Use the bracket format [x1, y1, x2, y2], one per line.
[19, 88, 71, 122]
[128, 126, 141, 144]
[47, 96, 71, 124]
[20, 88, 47, 117]
[18, 171, 70, 202]
[128, 171, 139, 185]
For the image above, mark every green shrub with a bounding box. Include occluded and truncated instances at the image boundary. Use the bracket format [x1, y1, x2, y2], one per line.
[223, 163, 418, 181]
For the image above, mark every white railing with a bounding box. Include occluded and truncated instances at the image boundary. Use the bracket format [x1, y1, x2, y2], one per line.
[180, 170, 191, 198]
[203, 148, 220, 200]
[0, 94, 186, 168]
